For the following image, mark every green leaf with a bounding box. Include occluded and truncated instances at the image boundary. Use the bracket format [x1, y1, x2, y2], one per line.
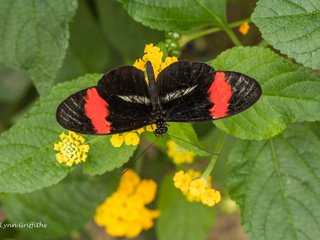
[308, 122, 320, 139]
[118, 0, 228, 32]
[156, 174, 215, 240]
[0, 0, 78, 95]
[82, 137, 135, 175]
[212, 46, 320, 140]
[0, 74, 136, 193]
[168, 123, 208, 156]
[0, 63, 30, 103]
[3, 171, 119, 240]
[228, 126, 320, 239]
[55, 0, 111, 83]
[252, 0, 320, 70]
[96, 0, 163, 61]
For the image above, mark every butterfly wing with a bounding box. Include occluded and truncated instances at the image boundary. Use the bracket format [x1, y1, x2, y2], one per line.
[56, 66, 153, 134]
[156, 61, 261, 122]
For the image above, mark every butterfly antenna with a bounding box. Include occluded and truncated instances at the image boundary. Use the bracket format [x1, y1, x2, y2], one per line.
[166, 133, 219, 156]
[121, 136, 161, 175]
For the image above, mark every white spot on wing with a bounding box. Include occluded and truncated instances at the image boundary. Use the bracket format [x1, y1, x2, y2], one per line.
[162, 85, 197, 102]
[117, 95, 151, 105]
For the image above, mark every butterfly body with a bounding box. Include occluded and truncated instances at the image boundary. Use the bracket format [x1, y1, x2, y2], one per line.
[56, 61, 261, 135]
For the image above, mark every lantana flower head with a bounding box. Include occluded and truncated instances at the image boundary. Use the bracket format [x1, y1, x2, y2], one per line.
[173, 170, 221, 207]
[94, 169, 160, 238]
[54, 131, 89, 167]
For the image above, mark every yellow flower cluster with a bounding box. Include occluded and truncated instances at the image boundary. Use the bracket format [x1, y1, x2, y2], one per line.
[53, 131, 89, 167]
[133, 43, 178, 79]
[239, 21, 250, 35]
[94, 170, 160, 238]
[173, 170, 221, 207]
[167, 140, 195, 164]
[110, 124, 156, 148]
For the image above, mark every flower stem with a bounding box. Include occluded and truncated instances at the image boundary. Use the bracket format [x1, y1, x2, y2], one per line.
[202, 132, 226, 179]
[224, 27, 241, 46]
[180, 18, 250, 46]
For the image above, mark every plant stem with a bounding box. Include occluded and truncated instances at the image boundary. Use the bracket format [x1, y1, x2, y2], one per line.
[224, 27, 241, 46]
[202, 132, 226, 179]
[180, 18, 250, 46]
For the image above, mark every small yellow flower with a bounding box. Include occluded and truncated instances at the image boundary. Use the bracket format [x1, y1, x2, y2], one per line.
[173, 170, 192, 194]
[110, 134, 125, 148]
[110, 131, 141, 148]
[187, 169, 201, 179]
[239, 21, 250, 35]
[53, 131, 89, 167]
[189, 178, 207, 197]
[94, 169, 160, 238]
[136, 180, 158, 204]
[124, 131, 140, 145]
[160, 56, 178, 71]
[146, 124, 156, 132]
[133, 43, 178, 79]
[118, 169, 141, 195]
[133, 58, 146, 72]
[201, 189, 221, 207]
[167, 140, 195, 164]
[136, 128, 145, 135]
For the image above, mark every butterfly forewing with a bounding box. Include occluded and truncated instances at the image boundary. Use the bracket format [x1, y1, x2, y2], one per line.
[57, 66, 153, 135]
[156, 61, 261, 121]
[156, 61, 215, 121]
[222, 71, 262, 116]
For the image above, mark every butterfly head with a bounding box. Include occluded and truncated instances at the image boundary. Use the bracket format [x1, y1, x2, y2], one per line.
[153, 110, 168, 136]
[155, 125, 168, 136]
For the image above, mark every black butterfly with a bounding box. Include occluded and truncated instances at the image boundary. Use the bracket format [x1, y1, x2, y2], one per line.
[56, 61, 261, 135]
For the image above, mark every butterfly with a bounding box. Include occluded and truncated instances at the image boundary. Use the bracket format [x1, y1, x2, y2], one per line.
[56, 61, 262, 136]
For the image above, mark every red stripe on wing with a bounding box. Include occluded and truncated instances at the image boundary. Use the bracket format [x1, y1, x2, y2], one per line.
[208, 72, 233, 118]
[84, 88, 111, 134]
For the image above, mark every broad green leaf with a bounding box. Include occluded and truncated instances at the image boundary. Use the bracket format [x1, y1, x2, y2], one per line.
[212, 47, 320, 140]
[252, 0, 320, 70]
[0, 74, 136, 193]
[118, 0, 228, 32]
[168, 123, 208, 156]
[228, 126, 320, 240]
[3, 171, 119, 240]
[156, 174, 215, 240]
[96, 0, 163, 61]
[55, 0, 111, 83]
[0, 0, 78, 95]
[308, 122, 320, 139]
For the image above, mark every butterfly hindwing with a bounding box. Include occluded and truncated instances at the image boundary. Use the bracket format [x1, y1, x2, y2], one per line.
[56, 66, 153, 135]
[156, 61, 261, 121]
